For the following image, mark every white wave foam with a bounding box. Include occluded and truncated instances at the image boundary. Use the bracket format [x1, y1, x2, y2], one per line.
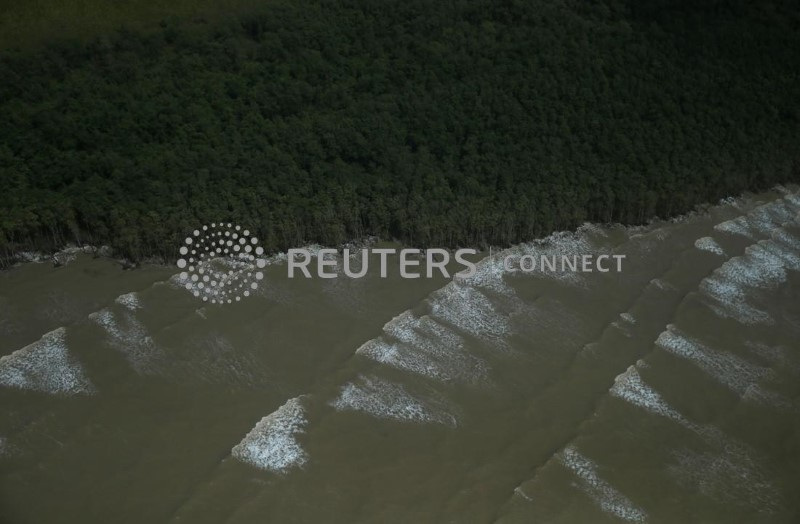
[786, 193, 800, 208]
[694, 237, 725, 256]
[700, 241, 786, 324]
[612, 312, 637, 338]
[0, 328, 95, 395]
[455, 224, 608, 297]
[503, 229, 596, 287]
[771, 228, 800, 251]
[406, 235, 598, 349]
[755, 240, 800, 271]
[513, 485, 534, 502]
[357, 312, 488, 384]
[90, 308, 161, 374]
[742, 384, 796, 411]
[456, 252, 512, 294]
[610, 366, 688, 426]
[114, 292, 141, 310]
[429, 284, 510, 344]
[649, 278, 676, 292]
[711, 196, 799, 242]
[670, 442, 778, 512]
[741, 244, 790, 286]
[714, 216, 756, 239]
[560, 446, 647, 522]
[700, 280, 772, 325]
[748, 202, 797, 236]
[698, 238, 798, 325]
[656, 326, 771, 396]
[232, 396, 308, 473]
[16, 251, 48, 263]
[330, 375, 456, 426]
[0, 435, 15, 458]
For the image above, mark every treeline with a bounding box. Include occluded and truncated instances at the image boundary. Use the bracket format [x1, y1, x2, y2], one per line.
[1, 0, 799, 264]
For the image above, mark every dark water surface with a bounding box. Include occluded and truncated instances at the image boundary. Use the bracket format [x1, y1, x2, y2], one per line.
[1, 188, 799, 523]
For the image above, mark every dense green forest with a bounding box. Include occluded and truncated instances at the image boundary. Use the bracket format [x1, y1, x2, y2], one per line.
[1, 0, 799, 265]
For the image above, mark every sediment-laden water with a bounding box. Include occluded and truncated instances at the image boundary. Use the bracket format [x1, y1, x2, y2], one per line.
[1, 187, 799, 523]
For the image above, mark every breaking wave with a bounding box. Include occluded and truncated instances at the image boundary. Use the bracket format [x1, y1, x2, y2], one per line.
[0, 328, 95, 395]
[232, 396, 309, 473]
[330, 374, 457, 427]
[559, 446, 647, 523]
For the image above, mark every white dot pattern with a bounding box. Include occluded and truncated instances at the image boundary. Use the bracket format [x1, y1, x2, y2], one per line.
[177, 223, 265, 304]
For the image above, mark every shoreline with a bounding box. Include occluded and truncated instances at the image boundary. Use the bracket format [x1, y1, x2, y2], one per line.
[3, 184, 798, 273]
[5, 245, 148, 271]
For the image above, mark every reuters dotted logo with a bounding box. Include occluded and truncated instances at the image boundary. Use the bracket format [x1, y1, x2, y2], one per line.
[177, 223, 266, 304]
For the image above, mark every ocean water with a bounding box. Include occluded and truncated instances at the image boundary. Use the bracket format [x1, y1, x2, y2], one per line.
[1, 188, 799, 523]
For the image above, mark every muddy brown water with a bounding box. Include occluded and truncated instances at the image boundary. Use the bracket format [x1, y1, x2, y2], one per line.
[1, 188, 800, 523]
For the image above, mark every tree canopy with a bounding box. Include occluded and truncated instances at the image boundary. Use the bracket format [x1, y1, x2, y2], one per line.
[1, 0, 798, 264]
